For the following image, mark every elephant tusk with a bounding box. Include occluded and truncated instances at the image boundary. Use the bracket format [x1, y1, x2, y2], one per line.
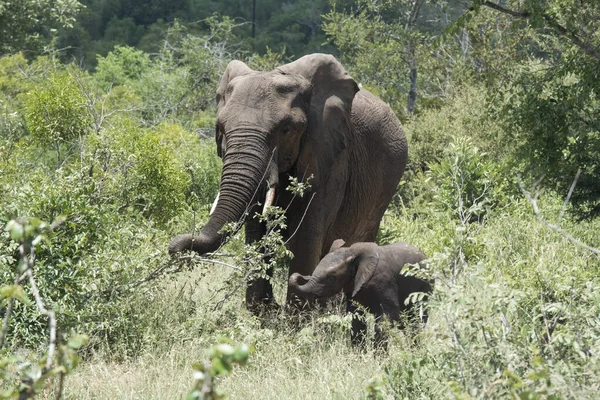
[262, 187, 276, 215]
[209, 191, 220, 215]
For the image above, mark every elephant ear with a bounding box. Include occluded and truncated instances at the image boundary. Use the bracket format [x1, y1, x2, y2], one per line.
[215, 60, 254, 157]
[277, 54, 359, 188]
[328, 239, 346, 253]
[351, 243, 380, 297]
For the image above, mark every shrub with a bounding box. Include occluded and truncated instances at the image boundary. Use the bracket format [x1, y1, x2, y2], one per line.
[0, 53, 32, 99]
[495, 57, 600, 218]
[24, 68, 91, 165]
[87, 120, 191, 225]
[94, 46, 151, 89]
[0, 167, 176, 354]
[405, 84, 506, 172]
[380, 192, 600, 399]
[429, 136, 497, 222]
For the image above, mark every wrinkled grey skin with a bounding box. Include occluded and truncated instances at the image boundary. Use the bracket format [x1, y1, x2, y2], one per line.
[168, 54, 408, 314]
[289, 240, 432, 346]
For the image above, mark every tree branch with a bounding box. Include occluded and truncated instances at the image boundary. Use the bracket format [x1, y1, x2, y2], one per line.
[478, 1, 600, 61]
[558, 168, 581, 224]
[0, 271, 28, 348]
[480, 1, 529, 18]
[519, 181, 600, 256]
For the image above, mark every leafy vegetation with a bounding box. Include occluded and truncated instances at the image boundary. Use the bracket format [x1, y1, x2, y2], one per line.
[1, 0, 600, 398]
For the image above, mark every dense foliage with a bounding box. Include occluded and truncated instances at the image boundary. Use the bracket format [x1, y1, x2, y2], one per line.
[1, 0, 599, 398]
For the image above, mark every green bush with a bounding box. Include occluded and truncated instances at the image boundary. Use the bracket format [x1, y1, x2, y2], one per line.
[152, 122, 221, 207]
[94, 46, 151, 89]
[495, 56, 600, 217]
[429, 136, 501, 222]
[396, 84, 517, 216]
[87, 120, 191, 225]
[0, 53, 33, 99]
[0, 168, 176, 354]
[24, 68, 91, 165]
[405, 84, 507, 172]
[378, 192, 600, 399]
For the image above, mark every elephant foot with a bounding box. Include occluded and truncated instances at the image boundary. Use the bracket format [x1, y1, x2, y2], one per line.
[245, 278, 276, 316]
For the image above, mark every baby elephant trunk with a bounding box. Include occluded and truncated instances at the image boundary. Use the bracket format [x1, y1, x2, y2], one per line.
[288, 273, 324, 299]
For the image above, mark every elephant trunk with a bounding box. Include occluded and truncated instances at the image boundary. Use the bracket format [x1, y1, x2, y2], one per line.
[169, 129, 274, 255]
[288, 273, 326, 299]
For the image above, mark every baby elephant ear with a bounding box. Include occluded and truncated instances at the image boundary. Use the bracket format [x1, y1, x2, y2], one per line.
[352, 243, 380, 297]
[328, 239, 346, 253]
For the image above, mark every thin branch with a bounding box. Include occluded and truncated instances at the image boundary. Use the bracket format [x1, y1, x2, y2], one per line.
[284, 192, 317, 246]
[406, 0, 424, 30]
[541, 14, 600, 61]
[212, 280, 246, 312]
[520, 181, 600, 256]
[179, 255, 243, 272]
[558, 168, 581, 225]
[0, 298, 15, 348]
[0, 271, 28, 348]
[480, 1, 528, 18]
[539, 290, 556, 356]
[478, 1, 600, 61]
[55, 368, 65, 400]
[25, 267, 57, 371]
[17, 242, 58, 372]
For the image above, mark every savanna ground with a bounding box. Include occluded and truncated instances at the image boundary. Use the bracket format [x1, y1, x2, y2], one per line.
[2, 1, 600, 399]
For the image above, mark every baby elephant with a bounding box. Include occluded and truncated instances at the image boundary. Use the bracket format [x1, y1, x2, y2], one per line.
[288, 240, 432, 346]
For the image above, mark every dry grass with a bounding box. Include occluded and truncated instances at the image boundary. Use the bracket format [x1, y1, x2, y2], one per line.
[54, 263, 390, 400]
[63, 336, 385, 399]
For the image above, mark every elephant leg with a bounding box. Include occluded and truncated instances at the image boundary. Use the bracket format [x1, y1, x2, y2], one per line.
[285, 157, 350, 307]
[285, 228, 326, 310]
[284, 195, 328, 308]
[244, 207, 275, 315]
[347, 299, 367, 346]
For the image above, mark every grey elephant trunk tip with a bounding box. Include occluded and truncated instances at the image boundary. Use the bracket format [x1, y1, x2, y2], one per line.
[167, 232, 223, 255]
[168, 234, 191, 254]
[288, 273, 317, 299]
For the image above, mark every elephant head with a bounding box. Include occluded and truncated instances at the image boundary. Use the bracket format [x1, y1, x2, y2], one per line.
[288, 240, 380, 299]
[169, 54, 359, 254]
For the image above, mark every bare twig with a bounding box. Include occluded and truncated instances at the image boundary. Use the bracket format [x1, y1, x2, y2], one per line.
[519, 181, 600, 256]
[477, 1, 600, 61]
[539, 289, 556, 356]
[0, 298, 15, 348]
[284, 192, 317, 246]
[25, 267, 57, 371]
[0, 270, 29, 348]
[55, 369, 65, 400]
[212, 280, 245, 312]
[179, 255, 243, 272]
[558, 168, 581, 225]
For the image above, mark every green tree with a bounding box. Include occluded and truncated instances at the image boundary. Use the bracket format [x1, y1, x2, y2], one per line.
[25, 69, 92, 167]
[94, 45, 151, 88]
[324, 0, 467, 116]
[0, 0, 83, 55]
[464, 1, 600, 216]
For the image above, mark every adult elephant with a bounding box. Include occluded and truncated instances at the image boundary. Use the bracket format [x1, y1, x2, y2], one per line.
[169, 53, 407, 313]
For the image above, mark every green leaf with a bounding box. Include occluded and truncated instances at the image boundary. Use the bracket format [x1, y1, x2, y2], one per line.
[214, 343, 234, 357]
[67, 334, 89, 349]
[232, 344, 249, 365]
[210, 357, 229, 376]
[0, 285, 31, 306]
[191, 363, 205, 372]
[6, 220, 23, 242]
